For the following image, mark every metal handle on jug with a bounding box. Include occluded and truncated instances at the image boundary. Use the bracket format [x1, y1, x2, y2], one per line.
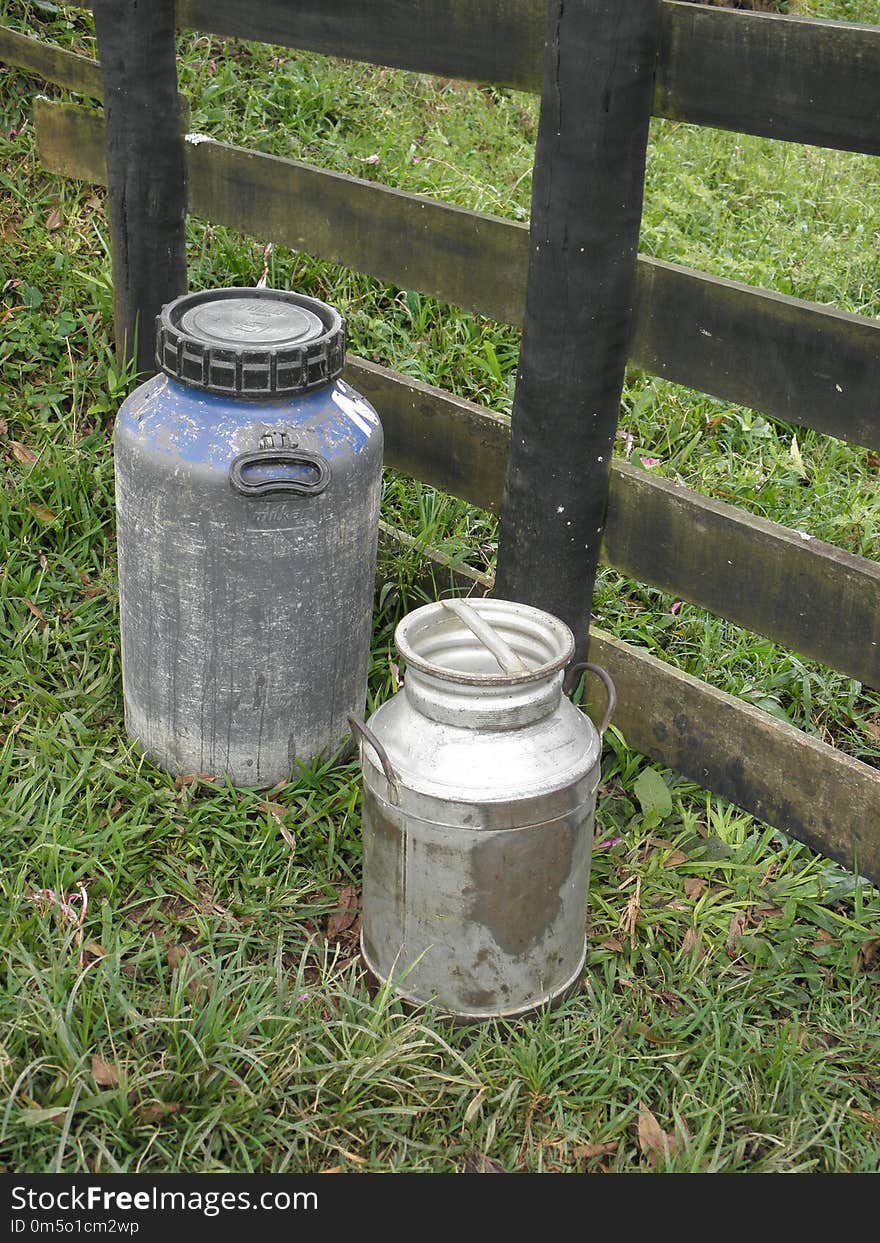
[229, 449, 331, 497]
[347, 712, 401, 805]
[567, 662, 617, 736]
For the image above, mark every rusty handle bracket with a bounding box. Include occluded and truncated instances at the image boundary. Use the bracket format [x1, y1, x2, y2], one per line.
[347, 712, 401, 805]
[567, 662, 617, 736]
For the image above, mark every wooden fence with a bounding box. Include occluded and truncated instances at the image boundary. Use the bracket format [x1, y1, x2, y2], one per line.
[3, 1, 879, 882]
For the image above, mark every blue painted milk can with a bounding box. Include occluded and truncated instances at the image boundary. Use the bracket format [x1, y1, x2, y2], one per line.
[114, 287, 383, 787]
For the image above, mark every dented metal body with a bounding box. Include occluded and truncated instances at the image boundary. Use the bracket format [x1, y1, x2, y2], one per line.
[115, 367, 383, 787]
[357, 600, 603, 1020]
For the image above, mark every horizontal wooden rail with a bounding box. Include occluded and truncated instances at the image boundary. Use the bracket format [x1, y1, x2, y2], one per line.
[69, 0, 880, 154]
[0, 25, 104, 98]
[380, 528, 880, 885]
[34, 98, 880, 687]
[35, 100, 880, 452]
[351, 357, 880, 690]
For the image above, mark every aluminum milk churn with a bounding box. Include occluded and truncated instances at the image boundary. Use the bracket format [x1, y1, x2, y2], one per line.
[350, 597, 615, 1020]
[114, 287, 383, 787]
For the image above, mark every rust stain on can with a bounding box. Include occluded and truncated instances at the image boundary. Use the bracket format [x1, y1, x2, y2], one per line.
[469, 820, 576, 957]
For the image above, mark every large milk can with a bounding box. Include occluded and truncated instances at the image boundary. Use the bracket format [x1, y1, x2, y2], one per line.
[114, 287, 383, 787]
[350, 597, 615, 1020]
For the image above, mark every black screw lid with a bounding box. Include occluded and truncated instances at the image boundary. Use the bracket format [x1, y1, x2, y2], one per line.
[155, 287, 346, 398]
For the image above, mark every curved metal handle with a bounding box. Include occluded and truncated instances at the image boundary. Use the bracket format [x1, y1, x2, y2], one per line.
[347, 712, 400, 805]
[567, 662, 617, 736]
[229, 449, 331, 497]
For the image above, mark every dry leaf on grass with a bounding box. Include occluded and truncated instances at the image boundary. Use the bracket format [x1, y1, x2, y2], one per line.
[683, 876, 707, 900]
[91, 1055, 119, 1087]
[638, 1103, 678, 1165]
[82, 940, 106, 964]
[327, 884, 359, 938]
[9, 440, 37, 465]
[619, 877, 641, 949]
[30, 503, 56, 523]
[168, 945, 204, 999]
[575, 1140, 618, 1160]
[857, 939, 880, 972]
[24, 599, 46, 631]
[682, 927, 704, 958]
[461, 1150, 507, 1173]
[258, 800, 286, 819]
[727, 910, 748, 958]
[136, 1100, 181, 1124]
[174, 772, 217, 789]
[664, 850, 689, 868]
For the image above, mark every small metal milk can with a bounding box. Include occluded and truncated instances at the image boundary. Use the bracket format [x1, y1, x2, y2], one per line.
[349, 597, 615, 1021]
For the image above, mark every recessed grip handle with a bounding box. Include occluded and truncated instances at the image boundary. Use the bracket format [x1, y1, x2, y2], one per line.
[229, 449, 331, 497]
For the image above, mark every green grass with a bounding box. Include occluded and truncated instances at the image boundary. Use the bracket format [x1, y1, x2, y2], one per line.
[1, 0, 879, 1173]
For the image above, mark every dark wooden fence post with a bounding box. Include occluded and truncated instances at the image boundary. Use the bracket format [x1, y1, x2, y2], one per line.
[92, 0, 187, 376]
[494, 1, 660, 672]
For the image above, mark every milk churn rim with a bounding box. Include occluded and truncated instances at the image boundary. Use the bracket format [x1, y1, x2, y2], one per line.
[155, 287, 346, 398]
[394, 598, 575, 686]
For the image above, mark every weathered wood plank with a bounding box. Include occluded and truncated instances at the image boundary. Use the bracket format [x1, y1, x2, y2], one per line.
[592, 629, 880, 884]
[182, 135, 527, 326]
[656, 1, 880, 155]
[348, 356, 880, 690]
[603, 460, 880, 691]
[34, 97, 107, 183]
[0, 25, 103, 98]
[78, 0, 880, 153]
[494, 1, 660, 670]
[379, 530, 880, 884]
[34, 101, 880, 450]
[92, 0, 187, 376]
[631, 258, 880, 450]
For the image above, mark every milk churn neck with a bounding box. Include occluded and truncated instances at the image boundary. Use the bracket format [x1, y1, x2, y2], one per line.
[395, 599, 576, 729]
[155, 287, 346, 399]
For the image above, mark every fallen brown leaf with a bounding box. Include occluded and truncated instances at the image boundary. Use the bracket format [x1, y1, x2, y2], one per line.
[619, 877, 641, 949]
[24, 599, 46, 630]
[637, 1103, 678, 1165]
[174, 772, 217, 789]
[857, 939, 880, 972]
[9, 440, 37, 465]
[91, 1055, 119, 1087]
[82, 940, 106, 963]
[682, 927, 704, 958]
[575, 1140, 618, 1160]
[664, 850, 689, 868]
[136, 1100, 181, 1124]
[727, 911, 748, 958]
[258, 800, 286, 818]
[168, 945, 203, 999]
[863, 719, 880, 743]
[461, 1150, 507, 1173]
[327, 884, 359, 938]
[683, 876, 707, 900]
